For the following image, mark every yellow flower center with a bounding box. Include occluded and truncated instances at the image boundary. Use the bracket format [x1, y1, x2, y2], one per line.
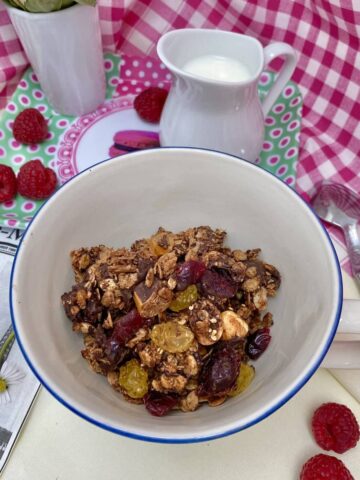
[0, 377, 7, 393]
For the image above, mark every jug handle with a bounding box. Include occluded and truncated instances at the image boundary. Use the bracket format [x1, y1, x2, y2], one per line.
[262, 43, 298, 117]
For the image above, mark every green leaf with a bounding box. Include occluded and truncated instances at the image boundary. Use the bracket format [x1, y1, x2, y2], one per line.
[21, 0, 63, 12]
[3, 0, 95, 11]
[74, 0, 96, 5]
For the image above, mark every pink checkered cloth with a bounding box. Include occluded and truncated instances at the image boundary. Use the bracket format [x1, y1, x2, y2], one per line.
[0, 0, 359, 272]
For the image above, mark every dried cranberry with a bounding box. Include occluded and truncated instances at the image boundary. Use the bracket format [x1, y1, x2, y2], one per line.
[175, 260, 206, 291]
[111, 309, 145, 345]
[200, 269, 237, 298]
[246, 328, 271, 360]
[198, 343, 241, 397]
[143, 392, 178, 416]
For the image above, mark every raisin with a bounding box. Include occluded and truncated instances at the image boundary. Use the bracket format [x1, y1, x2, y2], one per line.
[119, 359, 148, 399]
[104, 339, 129, 369]
[198, 343, 241, 397]
[151, 321, 194, 353]
[169, 285, 198, 312]
[245, 328, 271, 360]
[200, 270, 237, 298]
[144, 392, 178, 416]
[228, 363, 255, 397]
[175, 260, 206, 291]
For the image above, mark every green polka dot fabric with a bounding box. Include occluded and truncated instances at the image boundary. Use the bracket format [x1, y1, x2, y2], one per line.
[0, 53, 302, 230]
[257, 72, 301, 183]
[0, 53, 120, 230]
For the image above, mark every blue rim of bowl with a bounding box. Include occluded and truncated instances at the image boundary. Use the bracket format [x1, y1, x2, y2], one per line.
[9, 147, 343, 444]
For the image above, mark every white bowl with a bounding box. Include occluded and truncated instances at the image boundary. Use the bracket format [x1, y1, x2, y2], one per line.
[10, 148, 342, 443]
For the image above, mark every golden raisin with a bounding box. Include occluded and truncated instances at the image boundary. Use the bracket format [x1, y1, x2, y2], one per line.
[228, 363, 255, 397]
[118, 359, 148, 399]
[151, 321, 194, 353]
[169, 285, 198, 312]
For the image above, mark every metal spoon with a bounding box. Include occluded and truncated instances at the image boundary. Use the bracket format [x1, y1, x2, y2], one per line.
[311, 181, 360, 286]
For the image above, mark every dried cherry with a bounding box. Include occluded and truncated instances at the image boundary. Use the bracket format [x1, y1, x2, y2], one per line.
[175, 260, 206, 291]
[144, 392, 178, 416]
[245, 328, 271, 360]
[110, 309, 145, 345]
[199, 343, 241, 397]
[200, 269, 237, 298]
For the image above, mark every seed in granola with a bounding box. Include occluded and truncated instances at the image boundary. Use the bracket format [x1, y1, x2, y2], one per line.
[167, 277, 177, 290]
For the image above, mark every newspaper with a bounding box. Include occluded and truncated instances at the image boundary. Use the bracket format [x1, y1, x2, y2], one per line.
[0, 226, 40, 473]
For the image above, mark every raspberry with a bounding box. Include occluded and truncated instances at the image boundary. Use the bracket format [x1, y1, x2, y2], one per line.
[0, 165, 17, 203]
[17, 160, 57, 200]
[300, 454, 354, 480]
[312, 402, 359, 454]
[134, 87, 168, 123]
[13, 108, 48, 144]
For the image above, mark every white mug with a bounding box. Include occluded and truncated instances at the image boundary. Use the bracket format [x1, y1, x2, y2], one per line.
[157, 29, 297, 162]
[8, 5, 106, 116]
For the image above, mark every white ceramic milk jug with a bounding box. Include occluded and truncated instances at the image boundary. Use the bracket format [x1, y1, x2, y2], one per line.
[157, 29, 297, 162]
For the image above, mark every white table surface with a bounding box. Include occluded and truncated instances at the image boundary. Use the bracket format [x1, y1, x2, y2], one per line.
[3, 272, 360, 480]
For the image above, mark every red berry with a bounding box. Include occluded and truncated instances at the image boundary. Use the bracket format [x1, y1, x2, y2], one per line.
[111, 309, 145, 345]
[312, 402, 359, 454]
[17, 160, 57, 200]
[200, 269, 237, 298]
[175, 260, 206, 291]
[13, 108, 48, 145]
[134, 87, 168, 123]
[246, 328, 271, 360]
[143, 392, 178, 416]
[300, 454, 354, 480]
[0, 165, 17, 203]
[199, 343, 241, 397]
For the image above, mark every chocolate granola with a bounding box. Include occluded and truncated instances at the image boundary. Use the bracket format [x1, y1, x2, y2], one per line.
[61, 226, 280, 416]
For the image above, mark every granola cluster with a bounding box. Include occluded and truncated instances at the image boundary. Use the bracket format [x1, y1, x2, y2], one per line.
[61, 227, 281, 416]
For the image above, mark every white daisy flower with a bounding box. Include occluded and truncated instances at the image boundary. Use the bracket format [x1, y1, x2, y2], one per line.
[0, 362, 25, 405]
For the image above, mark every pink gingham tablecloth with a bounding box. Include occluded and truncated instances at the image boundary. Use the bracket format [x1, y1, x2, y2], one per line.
[1, 0, 359, 272]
